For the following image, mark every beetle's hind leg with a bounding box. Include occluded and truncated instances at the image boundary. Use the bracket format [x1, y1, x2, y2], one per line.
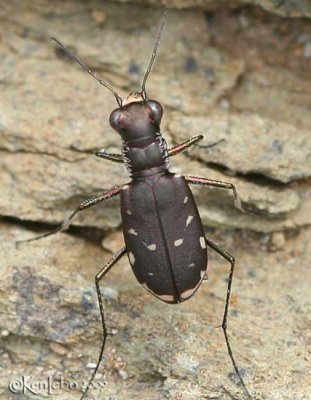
[81, 246, 126, 400]
[205, 235, 252, 400]
[16, 185, 123, 245]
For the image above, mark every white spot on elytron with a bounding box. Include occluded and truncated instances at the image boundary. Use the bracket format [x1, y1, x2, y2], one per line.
[200, 237, 206, 249]
[128, 228, 137, 236]
[142, 283, 174, 302]
[143, 242, 157, 251]
[180, 287, 196, 300]
[158, 294, 175, 302]
[184, 196, 188, 204]
[186, 215, 193, 226]
[188, 263, 195, 268]
[180, 270, 206, 300]
[122, 185, 129, 190]
[174, 238, 184, 247]
[148, 272, 154, 276]
[128, 252, 135, 265]
[126, 210, 132, 215]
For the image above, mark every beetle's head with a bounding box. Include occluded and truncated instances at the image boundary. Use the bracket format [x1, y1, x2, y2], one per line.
[109, 93, 163, 143]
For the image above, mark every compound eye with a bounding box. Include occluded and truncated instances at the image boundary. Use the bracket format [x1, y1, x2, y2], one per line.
[109, 109, 123, 131]
[147, 100, 163, 124]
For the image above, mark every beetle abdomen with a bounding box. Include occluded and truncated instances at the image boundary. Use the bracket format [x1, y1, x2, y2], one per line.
[121, 173, 207, 304]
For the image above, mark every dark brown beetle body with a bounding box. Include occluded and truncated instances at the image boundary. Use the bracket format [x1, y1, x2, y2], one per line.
[121, 172, 207, 304]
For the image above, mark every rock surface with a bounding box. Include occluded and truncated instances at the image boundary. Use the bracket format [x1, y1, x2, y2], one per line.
[112, 0, 311, 18]
[0, 1, 310, 400]
[169, 112, 311, 183]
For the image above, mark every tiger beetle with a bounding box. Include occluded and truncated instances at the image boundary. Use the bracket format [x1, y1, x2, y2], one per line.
[18, 8, 252, 400]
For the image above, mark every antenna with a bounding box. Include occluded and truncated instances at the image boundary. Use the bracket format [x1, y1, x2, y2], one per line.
[141, 8, 167, 99]
[51, 37, 123, 107]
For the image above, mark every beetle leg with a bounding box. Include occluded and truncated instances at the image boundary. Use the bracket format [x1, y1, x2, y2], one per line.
[16, 185, 123, 245]
[167, 135, 203, 157]
[205, 236, 251, 400]
[198, 138, 225, 149]
[81, 246, 126, 400]
[185, 175, 243, 211]
[95, 149, 123, 163]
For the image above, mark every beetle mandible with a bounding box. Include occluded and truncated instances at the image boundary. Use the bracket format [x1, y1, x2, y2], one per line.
[19, 8, 252, 400]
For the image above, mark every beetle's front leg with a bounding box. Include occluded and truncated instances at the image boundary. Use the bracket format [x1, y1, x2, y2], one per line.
[16, 185, 124, 244]
[167, 135, 203, 157]
[185, 175, 243, 210]
[95, 149, 123, 163]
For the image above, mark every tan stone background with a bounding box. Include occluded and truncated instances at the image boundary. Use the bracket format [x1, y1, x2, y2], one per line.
[0, 1, 310, 399]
